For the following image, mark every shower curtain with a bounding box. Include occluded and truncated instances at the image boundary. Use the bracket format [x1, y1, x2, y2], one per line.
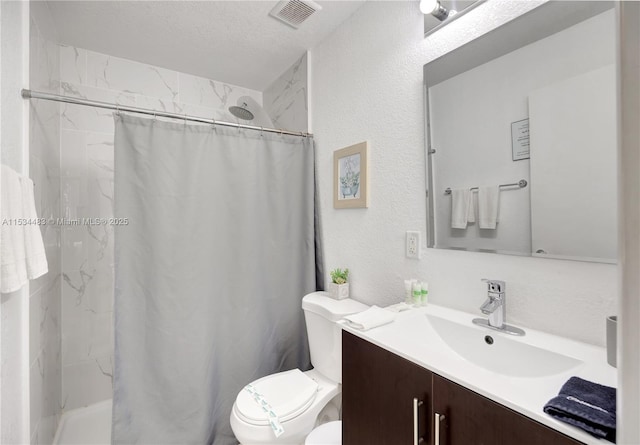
[112, 115, 320, 444]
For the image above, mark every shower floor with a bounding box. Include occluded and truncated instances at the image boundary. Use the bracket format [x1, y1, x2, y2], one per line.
[53, 399, 112, 445]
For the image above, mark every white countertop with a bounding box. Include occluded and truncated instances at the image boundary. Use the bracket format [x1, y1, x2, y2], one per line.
[340, 304, 617, 445]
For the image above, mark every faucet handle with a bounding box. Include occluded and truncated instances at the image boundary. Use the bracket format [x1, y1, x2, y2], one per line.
[481, 279, 506, 294]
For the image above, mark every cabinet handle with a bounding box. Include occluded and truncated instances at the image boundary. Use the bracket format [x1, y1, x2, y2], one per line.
[435, 412, 446, 445]
[413, 398, 424, 445]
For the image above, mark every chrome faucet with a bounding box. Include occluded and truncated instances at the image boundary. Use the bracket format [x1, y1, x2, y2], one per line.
[480, 279, 505, 328]
[473, 279, 525, 336]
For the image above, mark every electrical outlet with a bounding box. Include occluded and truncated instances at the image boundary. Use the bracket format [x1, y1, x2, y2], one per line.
[406, 231, 420, 259]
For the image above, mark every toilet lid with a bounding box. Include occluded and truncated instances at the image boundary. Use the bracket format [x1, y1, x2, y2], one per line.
[235, 369, 319, 426]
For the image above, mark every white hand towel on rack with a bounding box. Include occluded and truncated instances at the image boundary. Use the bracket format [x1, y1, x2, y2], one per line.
[478, 185, 500, 229]
[451, 188, 475, 229]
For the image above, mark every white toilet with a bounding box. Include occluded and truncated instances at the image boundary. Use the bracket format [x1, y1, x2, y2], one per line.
[230, 292, 369, 444]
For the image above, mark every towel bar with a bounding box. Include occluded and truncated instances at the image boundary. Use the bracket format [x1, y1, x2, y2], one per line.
[444, 179, 527, 195]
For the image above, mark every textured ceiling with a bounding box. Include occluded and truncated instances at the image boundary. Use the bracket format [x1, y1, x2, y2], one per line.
[46, 0, 365, 91]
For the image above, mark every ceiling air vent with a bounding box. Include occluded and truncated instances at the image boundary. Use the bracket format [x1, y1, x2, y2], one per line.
[269, 0, 322, 29]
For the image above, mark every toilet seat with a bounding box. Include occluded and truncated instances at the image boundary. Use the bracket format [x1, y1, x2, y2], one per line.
[234, 369, 319, 426]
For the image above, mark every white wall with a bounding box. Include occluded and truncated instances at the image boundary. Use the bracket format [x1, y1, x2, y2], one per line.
[529, 63, 617, 263]
[310, 0, 616, 346]
[29, 1, 63, 443]
[1, 1, 27, 171]
[429, 10, 614, 255]
[618, 2, 640, 443]
[1, 1, 30, 443]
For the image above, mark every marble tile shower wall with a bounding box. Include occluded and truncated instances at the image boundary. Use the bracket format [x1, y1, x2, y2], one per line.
[264, 53, 308, 133]
[29, 11, 62, 445]
[58, 45, 263, 410]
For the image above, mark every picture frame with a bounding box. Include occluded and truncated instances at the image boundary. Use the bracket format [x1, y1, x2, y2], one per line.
[511, 118, 530, 161]
[333, 141, 369, 209]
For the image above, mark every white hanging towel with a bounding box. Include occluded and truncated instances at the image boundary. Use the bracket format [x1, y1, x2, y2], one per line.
[478, 185, 500, 229]
[1, 165, 48, 293]
[451, 188, 475, 229]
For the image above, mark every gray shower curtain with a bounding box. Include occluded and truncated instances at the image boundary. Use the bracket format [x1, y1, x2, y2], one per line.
[112, 115, 319, 444]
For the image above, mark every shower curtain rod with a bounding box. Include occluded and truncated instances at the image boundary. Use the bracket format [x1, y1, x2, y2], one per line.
[21, 89, 313, 138]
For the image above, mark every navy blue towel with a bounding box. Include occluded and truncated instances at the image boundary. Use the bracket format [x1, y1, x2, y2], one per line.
[544, 376, 616, 443]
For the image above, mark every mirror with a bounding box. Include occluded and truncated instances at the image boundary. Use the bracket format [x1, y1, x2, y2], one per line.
[424, 1, 617, 263]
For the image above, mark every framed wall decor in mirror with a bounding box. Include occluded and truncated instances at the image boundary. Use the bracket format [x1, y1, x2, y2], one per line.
[424, 1, 617, 263]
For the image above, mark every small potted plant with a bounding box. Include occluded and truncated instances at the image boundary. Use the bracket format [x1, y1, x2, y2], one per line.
[329, 268, 350, 300]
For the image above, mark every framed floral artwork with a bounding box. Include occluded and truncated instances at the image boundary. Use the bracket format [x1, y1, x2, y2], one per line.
[333, 141, 369, 209]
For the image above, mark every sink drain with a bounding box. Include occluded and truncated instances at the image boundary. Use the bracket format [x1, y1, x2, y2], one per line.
[484, 335, 494, 345]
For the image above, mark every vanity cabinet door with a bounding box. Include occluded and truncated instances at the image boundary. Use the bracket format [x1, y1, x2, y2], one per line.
[432, 374, 583, 445]
[342, 331, 433, 445]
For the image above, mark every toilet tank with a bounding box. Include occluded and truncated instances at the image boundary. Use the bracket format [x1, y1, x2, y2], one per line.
[302, 292, 369, 383]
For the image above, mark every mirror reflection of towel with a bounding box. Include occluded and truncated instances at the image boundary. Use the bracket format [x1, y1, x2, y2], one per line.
[451, 188, 475, 229]
[478, 186, 500, 229]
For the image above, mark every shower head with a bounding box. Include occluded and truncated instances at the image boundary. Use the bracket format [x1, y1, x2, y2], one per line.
[228, 102, 254, 121]
[229, 96, 274, 128]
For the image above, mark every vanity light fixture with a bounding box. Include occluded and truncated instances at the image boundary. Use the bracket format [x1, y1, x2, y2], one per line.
[420, 0, 452, 21]
[422, 0, 485, 37]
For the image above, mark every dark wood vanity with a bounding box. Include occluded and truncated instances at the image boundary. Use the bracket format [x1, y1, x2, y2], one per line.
[342, 331, 584, 445]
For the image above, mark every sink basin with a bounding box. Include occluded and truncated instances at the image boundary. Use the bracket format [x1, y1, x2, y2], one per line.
[426, 314, 582, 378]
